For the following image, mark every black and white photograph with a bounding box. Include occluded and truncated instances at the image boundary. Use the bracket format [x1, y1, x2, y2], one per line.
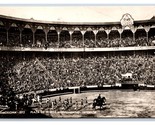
[1, 5, 155, 119]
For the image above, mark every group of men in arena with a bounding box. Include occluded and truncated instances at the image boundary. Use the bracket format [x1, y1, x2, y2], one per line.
[39, 96, 89, 111]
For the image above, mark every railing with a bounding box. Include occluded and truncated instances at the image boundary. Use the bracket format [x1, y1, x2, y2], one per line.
[1, 46, 155, 52]
[16, 83, 155, 98]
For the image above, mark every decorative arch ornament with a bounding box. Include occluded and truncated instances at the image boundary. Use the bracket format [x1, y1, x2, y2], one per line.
[121, 13, 134, 29]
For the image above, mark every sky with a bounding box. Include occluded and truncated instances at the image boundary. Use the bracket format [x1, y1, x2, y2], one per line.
[0, 6, 155, 22]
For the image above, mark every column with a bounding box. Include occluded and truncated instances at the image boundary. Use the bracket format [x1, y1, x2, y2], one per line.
[5, 23, 10, 46]
[44, 30, 49, 45]
[107, 34, 109, 39]
[105, 30, 110, 47]
[6, 29, 9, 45]
[45, 32, 48, 43]
[93, 30, 98, 47]
[133, 32, 135, 42]
[43, 27, 49, 44]
[19, 30, 22, 45]
[118, 29, 123, 47]
[144, 26, 150, 45]
[131, 27, 136, 43]
[120, 33, 122, 40]
[69, 31, 73, 46]
[146, 32, 149, 44]
[44, 31, 48, 49]
[19, 28, 23, 45]
[57, 30, 61, 48]
[105, 29, 110, 39]
[32, 31, 35, 45]
[31, 28, 36, 46]
[119, 33, 122, 47]
[81, 30, 86, 48]
[82, 35, 84, 47]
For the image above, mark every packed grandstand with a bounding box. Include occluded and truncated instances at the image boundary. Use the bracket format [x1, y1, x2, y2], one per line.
[1, 13, 155, 95]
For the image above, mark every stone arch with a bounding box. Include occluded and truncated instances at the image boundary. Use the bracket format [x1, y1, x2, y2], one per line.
[60, 30, 70, 48]
[121, 30, 134, 47]
[122, 29, 133, 38]
[0, 21, 4, 26]
[108, 30, 120, 47]
[72, 31, 83, 47]
[50, 26, 56, 30]
[109, 30, 120, 40]
[96, 30, 107, 41]
[135, 29, 147, 46]
[135, 29, 146, 39]
[148, 28, 155, 46]
[148, 28, 155, 39]
[11, 23, 18, 27]
[8, 27, 20, 46]
[96, 31, 107, 47]
[22, 28, 33, 47]
[35, 29, 45, 47]
[24, 24, 31, 29]
[0, 25, 7, 45]
[37, 25, 43, 30]
[74, 27, 80, 31]
[47, 30, 58, 48]
[84, 31, 95, 47]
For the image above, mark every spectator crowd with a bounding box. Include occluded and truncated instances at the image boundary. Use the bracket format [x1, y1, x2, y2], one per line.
[1, 52, 155, 94]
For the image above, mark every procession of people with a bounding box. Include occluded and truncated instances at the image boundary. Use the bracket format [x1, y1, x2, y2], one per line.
[38, 95, 90, 111]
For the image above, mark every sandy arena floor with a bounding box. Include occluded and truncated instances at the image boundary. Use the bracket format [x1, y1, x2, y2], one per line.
[38, 90, 155, 118]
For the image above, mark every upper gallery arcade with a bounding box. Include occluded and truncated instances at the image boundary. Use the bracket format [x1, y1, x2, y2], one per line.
[0, 13, 155, 49]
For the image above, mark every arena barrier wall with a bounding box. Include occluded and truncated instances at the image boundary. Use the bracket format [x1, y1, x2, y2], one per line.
[1, 46, 155, 52]
[35, 83, 155, 98]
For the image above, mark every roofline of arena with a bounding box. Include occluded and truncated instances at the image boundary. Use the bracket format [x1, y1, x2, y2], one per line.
[0, 14, 155, 26]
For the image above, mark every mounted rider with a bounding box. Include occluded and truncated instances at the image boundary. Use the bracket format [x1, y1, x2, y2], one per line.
[97, 94, 101, 101]
[92, 94, 106, 109]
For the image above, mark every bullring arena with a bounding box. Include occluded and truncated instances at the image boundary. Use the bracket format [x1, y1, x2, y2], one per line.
[34, 90, 155, 118]
[1, 11, 155, 118]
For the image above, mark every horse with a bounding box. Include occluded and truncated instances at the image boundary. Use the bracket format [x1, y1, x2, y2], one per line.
[92, 97, 106, 110]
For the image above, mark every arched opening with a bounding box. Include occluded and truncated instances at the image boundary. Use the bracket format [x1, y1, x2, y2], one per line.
[60, 30, 70, 48]
[72, 31, 82, 48]
[148, 28, 155, 46]
[135, 29, 147, 46]
[0, 25, 7, 46]
[8, 27, 20, 46]
[109, 30, 120, 47]
[22, 28, 33, 47]
[121, 30, 135, 47]
[96, 31, 107, 47]
[47, 30, 58, 48]
[35, 29, 45, 47]
[84, 31, 95, 48]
